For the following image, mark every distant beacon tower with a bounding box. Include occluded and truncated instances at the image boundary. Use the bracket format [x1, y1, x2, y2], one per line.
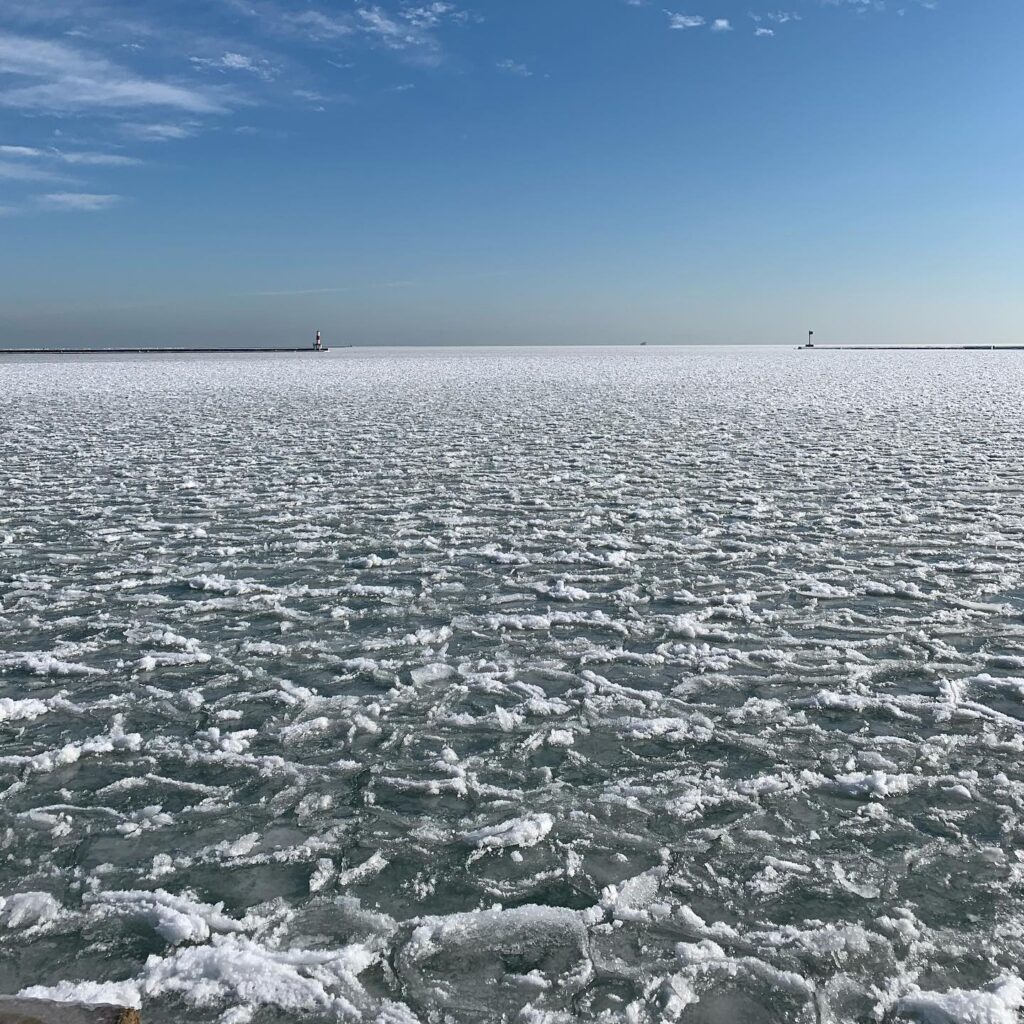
[314, 330, 322, 351]
[807, 330, 814, 348]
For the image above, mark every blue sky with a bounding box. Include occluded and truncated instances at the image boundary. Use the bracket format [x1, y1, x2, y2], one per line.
[0, 0, 1021, 347]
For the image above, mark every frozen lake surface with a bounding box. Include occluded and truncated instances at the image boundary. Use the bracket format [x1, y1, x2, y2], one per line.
[2, 346, 1024, 1024]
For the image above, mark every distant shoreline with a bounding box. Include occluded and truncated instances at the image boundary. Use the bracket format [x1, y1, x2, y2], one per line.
[802, 345, 1024, 351]
[1, 343, 1021, 355]
[0, 347, 338, 355]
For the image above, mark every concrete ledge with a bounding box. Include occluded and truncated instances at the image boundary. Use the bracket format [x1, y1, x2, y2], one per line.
[0, 997, 139, 1024]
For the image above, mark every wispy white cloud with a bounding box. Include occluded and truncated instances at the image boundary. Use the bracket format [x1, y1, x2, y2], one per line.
[1, 143, 140, 166]
[120, 121, 199, 142]
[821, 0, 886, 10]
[265, 2, 468, 65]
[356, 5, 444, 62]
[820, 0, 937, 12]
[284, 9, 354, 40]
[403, 3, 461, 29]
[0, 158, 64, 181]
[0, 0, 158, 42]
[496, 59, 532, 77]
[58, 150, 141, 166]
[0, 32, 224, 113]
[190, 51, 278, 80]
[668, 13, 706, 29]
[38, 191, 121, 211]
[0, 144, 43, 158]
[0, 144, 138, 178]
[659, 2, 915, 38]
[750, 10, 801, 29]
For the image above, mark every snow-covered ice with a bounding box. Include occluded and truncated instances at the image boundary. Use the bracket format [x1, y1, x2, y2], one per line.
[3, 345, 1024, 1022]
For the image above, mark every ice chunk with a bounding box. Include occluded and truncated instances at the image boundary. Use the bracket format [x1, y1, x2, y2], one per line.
[0, 891, 61, 929]
[0, 696, 50, 722]
[898, 976, 1024, 1024]
[87, 889, 247, 945]
[397, 904, 591, 1019]
[18, 980, 142, 1008]
[461, 813, 554, 850]
[142, 934, 376, 1015]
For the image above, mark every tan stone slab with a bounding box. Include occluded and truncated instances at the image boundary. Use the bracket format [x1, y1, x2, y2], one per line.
[0, 997, 139, 1024]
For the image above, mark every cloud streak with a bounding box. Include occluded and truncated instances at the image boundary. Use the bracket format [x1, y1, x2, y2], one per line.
[668, 14, 706, 29]
[0, 144, 140, 166]
[496, 59, 532, 77]
[189, 51, 278, 81]
[38, 191, 121, 211]
[0, 159, 64, 182]
[248, 1, 468, 66]
[0, 32, 224, 113]
[120, 122, 199, 142]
